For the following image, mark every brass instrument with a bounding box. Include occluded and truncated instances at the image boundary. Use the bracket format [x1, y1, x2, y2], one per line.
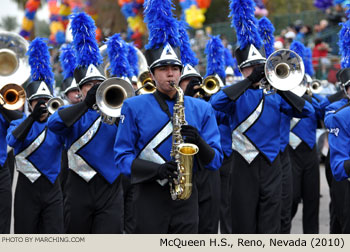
[0, 83, 26, 110]
[199, 75, 221, 96]
[47, 97, 65, 114]
[136, 71, 156, 94]
[95, 77, 135, 124]
[0, 31, 30, 86]
[169, 81, 199, 200]
[264, 49, 305, 91]
[309, 79, 323, 94]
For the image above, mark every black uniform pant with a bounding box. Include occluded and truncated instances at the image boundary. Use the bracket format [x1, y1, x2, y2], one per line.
[231, 151, 282, 234]
[0, 164, 11, 234]
[130, 180, 199, 234]
[64, 170, 123, 234]
[196, 166, 220, 234]
[14, 173, 64, 234]
[290, 142, 320, 234]
[219, 154, 233, 234]
[280, 148, 293, 233]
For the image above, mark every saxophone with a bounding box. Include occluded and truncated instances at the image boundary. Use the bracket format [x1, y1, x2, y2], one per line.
[169, 81, 199, 200]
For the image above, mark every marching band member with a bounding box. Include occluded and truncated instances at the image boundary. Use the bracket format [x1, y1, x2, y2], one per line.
[7, 38, 64, 234]
[210, 0, 314, 233]
[48, 13, 124, 234]
[0, 102, 22, 234]
[288, 41, 326, 234]
[114, 0, 223, 233]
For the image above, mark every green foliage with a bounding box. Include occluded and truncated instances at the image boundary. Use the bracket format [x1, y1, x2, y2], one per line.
[0, 16, 18, 31]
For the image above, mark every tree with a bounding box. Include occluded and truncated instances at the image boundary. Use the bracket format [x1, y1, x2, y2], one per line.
[0, 16, 18, 31]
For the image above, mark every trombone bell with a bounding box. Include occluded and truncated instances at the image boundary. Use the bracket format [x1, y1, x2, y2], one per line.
[265, 49, 305, 91]
[0, 83, 26, 110]
[96, 77, 135, 124]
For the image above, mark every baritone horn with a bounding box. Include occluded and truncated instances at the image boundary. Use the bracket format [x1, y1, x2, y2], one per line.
[264, 49, 305, 91]
[199, 75, 221, 96]
[136, 71, 156, 94]
[0, 83, 26, 110]
[0, 31, 30, 86]
[47, 97, 65, 114]
[309, 79, 323, 94]
[95, 77, 135, 124]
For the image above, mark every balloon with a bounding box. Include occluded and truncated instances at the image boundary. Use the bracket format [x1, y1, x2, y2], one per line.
[185, 5, 206, 29]
[196, 0, 211, 9]
[22, 17, 34, 31]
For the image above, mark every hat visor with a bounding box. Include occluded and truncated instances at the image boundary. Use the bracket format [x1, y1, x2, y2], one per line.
[78, 75, 106, 88]
[150, 59, 183, 71]
[28, 94, 53, 101]
[239, 59, 266, 70]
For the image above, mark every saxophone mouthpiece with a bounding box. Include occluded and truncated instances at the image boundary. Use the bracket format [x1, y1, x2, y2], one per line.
[169, 81, 175, 87]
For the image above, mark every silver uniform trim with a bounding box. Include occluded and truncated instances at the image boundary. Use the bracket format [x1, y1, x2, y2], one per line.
[68, 117, 101, 182]
[15, 129, 46, 183]
[138, 121, 173, 186]
[289, 118, 302, 149]
[232, 99, 264, 164]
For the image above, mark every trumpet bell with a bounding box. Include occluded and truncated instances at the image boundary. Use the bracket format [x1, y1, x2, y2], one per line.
[96, 77, 135, 123]
[200, 75, 221, 96]
[136, 71, 156, 94]
[0, 83, 26, 110]
[310, 80, 323, 94]
[0, 31, 30, 85]
[47, 97, 65, 114]
[265, 49, 305, 91]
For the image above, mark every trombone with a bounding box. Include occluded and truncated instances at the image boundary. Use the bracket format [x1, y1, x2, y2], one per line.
[136, 71, 156, 95]
[95, 77, 135, 124]
[263, 49, 305, 92]
[0, 83, 26, 110]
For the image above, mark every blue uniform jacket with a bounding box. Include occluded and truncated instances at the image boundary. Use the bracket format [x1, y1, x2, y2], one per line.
[215, 110, 232, 157]
[325, 103, 350, 181]
[290, 94, 325, 149]
[210, 88, 315, 163]
[114, 93, 223, 178]
[0, 114, 9, 167]
[48, 106, 121, 184]
[7, 116, 64, 183]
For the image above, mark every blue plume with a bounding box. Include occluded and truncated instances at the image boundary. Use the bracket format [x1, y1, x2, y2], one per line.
[205, 35, 226, 80]
[314, 0, 334, 10]
[59, 43, 76, 79]
[224, 48, 234, 67]
[27, 37, 54, 90]
[258, 16, 275, 57]
[290, 40, 305, 60]
[304, 47, 314, 76]
[229, 0, 262, 50]
[106, 33, 131, 78]
[127, 43, 139, 77]
[70, 12, 102, 67]
[178, 20, 198, 66]
[144, 0, 180, 49]
[339, 6, 350, 68]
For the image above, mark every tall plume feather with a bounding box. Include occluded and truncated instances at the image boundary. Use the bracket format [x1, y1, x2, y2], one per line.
[27, 37, 54, 90]
[106, 33, 131, 78]
[143, 0, 180, 49]
[70, 12, 102, 67]
[59, 43, 76, 79]
[258, 16, 275, 58]
[178, 20, 198, 66]
[205, 35, 226, 80]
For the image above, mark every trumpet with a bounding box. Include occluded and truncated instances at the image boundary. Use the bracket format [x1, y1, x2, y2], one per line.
[264, 49, 305, 91]
[199, 75, 221, 96]
[95, 77, 135, 124]
[0, 83, 26, 110]
[136, 71, 156, 94]
[308, 79, 323, 94]
[47, 97, 65, 114]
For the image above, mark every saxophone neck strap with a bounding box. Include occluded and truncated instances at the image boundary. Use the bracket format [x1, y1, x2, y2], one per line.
[153, 91, 172, 120]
